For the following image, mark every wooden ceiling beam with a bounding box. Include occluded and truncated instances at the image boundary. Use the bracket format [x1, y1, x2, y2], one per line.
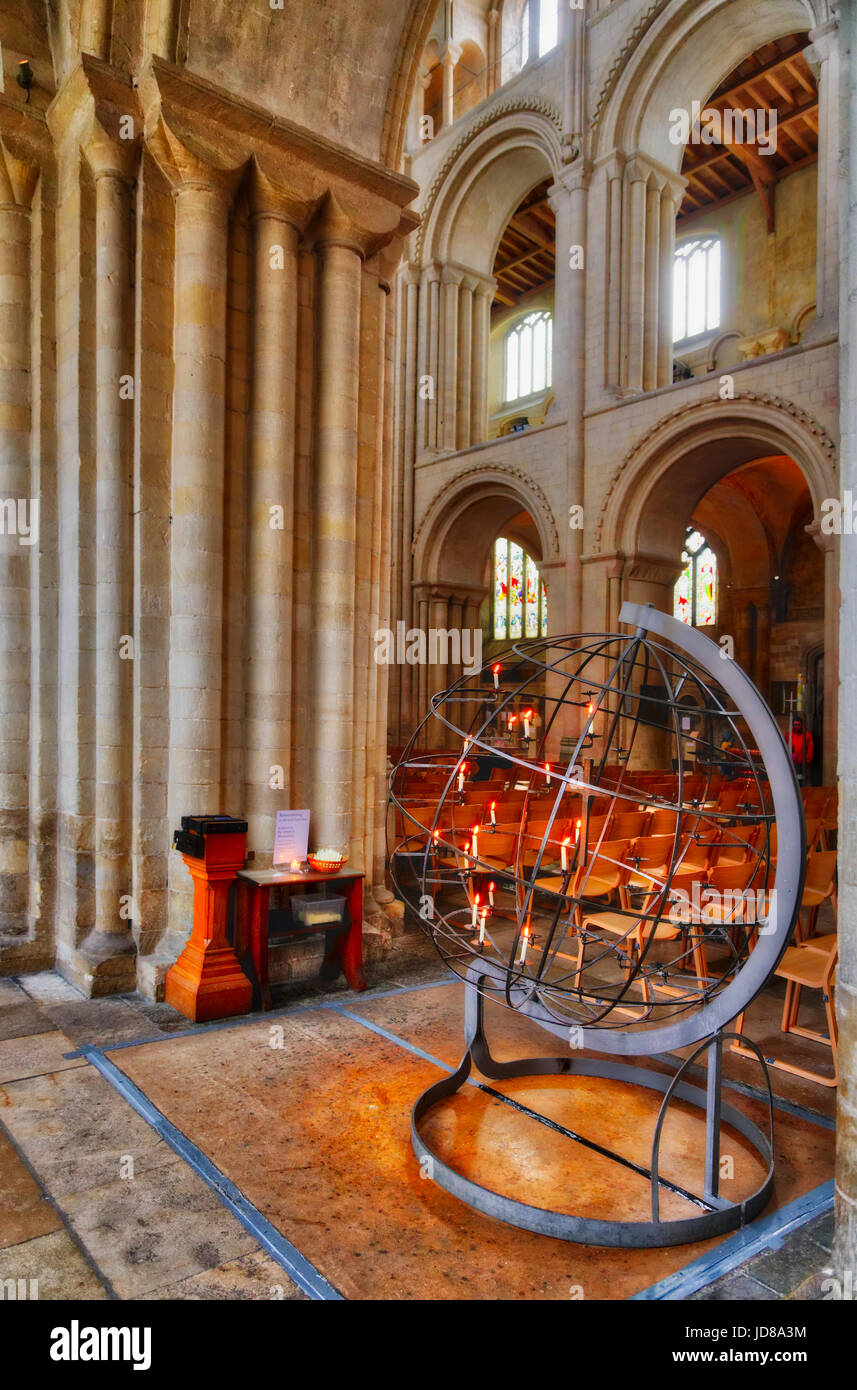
[712, 44, 813, 109]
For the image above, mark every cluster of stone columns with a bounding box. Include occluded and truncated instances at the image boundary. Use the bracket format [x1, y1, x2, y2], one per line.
[413, 261, 494, 456]
[602, 154, 683, 394]
[0, 54, 413, 990]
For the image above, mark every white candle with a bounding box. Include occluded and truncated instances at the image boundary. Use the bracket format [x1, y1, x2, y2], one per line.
[471, 894, 479, 929]
[471, 827, 479, 860]
[493, 664, 500, 690]
[519, 927, 529, 965]
[561, 837, 570, 873]
[575, 819, 581, 844]
[545, 762, 551, 786]
[489, 801, 496, 826]
[489, 881, 495, 907]
[524, 715, 531, 740]
[458, 769, 464, 793]
[479, 908, 487, 944]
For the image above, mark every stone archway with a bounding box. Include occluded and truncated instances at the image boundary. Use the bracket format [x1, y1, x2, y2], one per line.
[592, 396, 838, 779]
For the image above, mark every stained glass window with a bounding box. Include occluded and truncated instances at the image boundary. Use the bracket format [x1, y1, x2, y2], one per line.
[673, 237, 720, 343]
[510, 542, 524, 638]
[504, 311, 553, 403]
[673, 528, 717, 627]
[493, 538, 548, 640]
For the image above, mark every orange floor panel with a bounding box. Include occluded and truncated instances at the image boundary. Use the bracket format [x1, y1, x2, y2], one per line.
[108, 984, 835, 1300]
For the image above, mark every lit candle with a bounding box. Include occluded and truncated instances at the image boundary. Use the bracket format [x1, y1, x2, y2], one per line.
[561, 837, 570, 873]
[493, 664, 500, 690]
[519, 926, 529, 965]
[289, 858, 302, 873]
[458, 761, 466, 793]
[479, 907, 487, 944]
[489, 881, 495, 907]
[471, 893, 479, 929]
[489, 800, 496, 826]
[575, 818, 581, 845]
[471, 825, 479, 861]
[524, 709, 532, 739]
[545, 762, 551, 786]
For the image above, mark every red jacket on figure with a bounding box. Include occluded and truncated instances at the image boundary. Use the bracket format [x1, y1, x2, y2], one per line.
[790, 718, 814, 766]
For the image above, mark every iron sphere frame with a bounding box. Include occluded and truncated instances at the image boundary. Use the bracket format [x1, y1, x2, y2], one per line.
[388, 603, 806, 1246]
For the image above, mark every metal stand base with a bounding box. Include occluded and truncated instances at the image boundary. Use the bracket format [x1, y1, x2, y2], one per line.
[412, 970, 775, 1248]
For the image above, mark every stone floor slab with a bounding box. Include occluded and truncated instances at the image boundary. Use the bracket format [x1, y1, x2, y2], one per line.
[60, 1158, 258, 1300]
[139, 1249, 308, 1300]
[0, 1030, 87, 1084]
[0, 1128, 62, 1250]
[0, 1228, 107, 1300]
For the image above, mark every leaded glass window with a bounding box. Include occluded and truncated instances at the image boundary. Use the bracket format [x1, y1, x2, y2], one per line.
[494, 537, 548, 640]
[673, 528, 717, 627]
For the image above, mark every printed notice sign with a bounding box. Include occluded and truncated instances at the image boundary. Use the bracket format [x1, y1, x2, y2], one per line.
[273, 809, 311, 866]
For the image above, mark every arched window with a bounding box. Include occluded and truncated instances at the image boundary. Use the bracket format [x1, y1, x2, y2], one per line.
[674, 528, 717, 627]
[673, 236, 721, 343]
[494, 537, 548, 640]
[519, 0, 558, 67]
[504, 310, 553, 403]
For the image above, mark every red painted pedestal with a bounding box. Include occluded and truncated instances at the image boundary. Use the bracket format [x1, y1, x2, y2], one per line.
[165, 821, 252, 1022]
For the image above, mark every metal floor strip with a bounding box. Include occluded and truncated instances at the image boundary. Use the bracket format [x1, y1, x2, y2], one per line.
[631, 1179, 835, 1300]
[79, 1045, 343, 1302]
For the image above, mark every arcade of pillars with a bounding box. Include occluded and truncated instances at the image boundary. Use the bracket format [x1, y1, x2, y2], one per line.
[0, 56, 417, 997]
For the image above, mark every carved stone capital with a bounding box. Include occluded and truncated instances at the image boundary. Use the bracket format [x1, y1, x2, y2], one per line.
[145, 114, 244, 202]
[0, 137, 38, 210]
[247, 156, 313, 229]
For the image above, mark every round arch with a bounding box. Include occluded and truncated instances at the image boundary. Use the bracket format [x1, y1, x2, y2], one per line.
[591, 0, 826, 169]
[417, 108, 563, 270]
[413, 466, 560, 592]
[597, 395, 837, 563]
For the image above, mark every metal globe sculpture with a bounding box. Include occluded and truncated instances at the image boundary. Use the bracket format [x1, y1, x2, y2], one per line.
[388, 603, 805, 1247]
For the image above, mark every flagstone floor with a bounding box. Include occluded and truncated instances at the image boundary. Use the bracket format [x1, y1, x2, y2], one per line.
[0, 928, 837, 1301]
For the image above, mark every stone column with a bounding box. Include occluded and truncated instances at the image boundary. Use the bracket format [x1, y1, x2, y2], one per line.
[808, 521, 839, 785]
[427, 265, 441, 450]
[486, 7, 501, 94]
[642, 177, 661, 393]
[470, 279, 494, 444]
[308, 194, 365, 850]
[804, 17, 839, 338]
[836, 0, 857, 1279]
[148, 121, 240, 938]
[440, 265, 461, 451]
[604, 155, 624, 389]
[400, 267, 419, 733]
[244, 165, 305, 862]
[623, 558, 678, 769]
[625, 162, 648, 393]
[439, 43, 461, 129]
[75, 128, 138, 990]
[0, 144, 37, 936]
[657, 181, 680, 387]
[415, 587, 430, 727]
[456, 275, 474, 450]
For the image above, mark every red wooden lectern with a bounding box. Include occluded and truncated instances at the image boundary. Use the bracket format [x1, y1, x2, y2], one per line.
[165, 815, 253, 1022]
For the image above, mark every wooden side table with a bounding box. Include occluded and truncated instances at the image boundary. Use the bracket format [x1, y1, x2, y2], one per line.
[234, 867, 367, 1010]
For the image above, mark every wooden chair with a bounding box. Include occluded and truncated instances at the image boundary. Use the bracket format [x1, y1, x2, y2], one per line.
[578, 888, 704, 1002]
[734, 940, 838, 1087]
[795, 850, 837, 943]
[608, 810, 650, 839]
[712, 823, 760, 865]
[624, 834, 678, 892]
[649, 808, 680, 838]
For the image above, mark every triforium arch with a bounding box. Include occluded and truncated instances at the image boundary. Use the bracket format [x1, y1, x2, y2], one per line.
[403, 111, 562, 460]
[396, 470, 559, 742]
[588, 0, 837, 397]
[594, 396, 839, 780]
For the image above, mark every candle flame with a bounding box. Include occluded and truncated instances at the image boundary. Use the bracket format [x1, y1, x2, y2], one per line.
[493, 664, 500, 674]
[489, 881, 496, 892]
